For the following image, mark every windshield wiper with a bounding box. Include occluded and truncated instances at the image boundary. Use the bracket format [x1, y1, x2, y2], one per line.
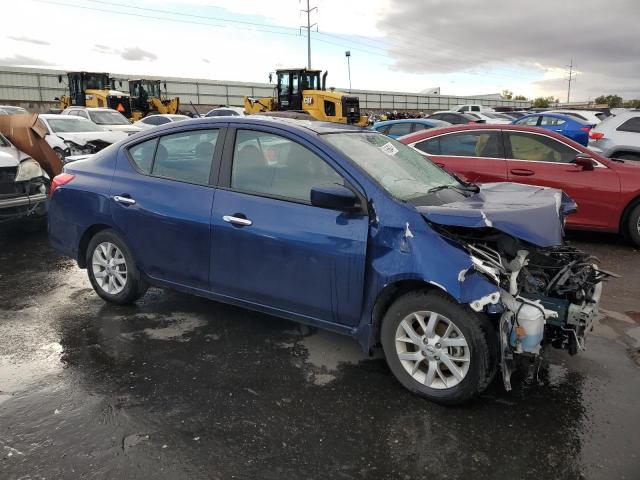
[427, 184, 478, 194]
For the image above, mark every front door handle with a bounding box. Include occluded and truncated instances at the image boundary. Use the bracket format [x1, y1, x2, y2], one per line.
[114, 195, 136, 205]
[510, 168, 535, 176]
[223, 215, 252, 227]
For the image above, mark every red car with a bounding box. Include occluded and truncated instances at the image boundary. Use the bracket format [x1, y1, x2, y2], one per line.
[399, 124, 640, 246]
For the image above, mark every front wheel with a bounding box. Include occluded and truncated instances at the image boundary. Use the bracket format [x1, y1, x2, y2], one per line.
[626, 204, 640, 247]
[381, 290, 497, 405]
[86, 229, 148, 304]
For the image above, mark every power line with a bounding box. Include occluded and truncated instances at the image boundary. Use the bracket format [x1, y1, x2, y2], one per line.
[566, 59, 575, 103]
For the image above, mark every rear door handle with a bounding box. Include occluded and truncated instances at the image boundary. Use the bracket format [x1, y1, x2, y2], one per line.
[510, 168, 535, 176]
[223, 215, 252, 227]
[114, 195, 136, 205]
[435, 162, 445, 167]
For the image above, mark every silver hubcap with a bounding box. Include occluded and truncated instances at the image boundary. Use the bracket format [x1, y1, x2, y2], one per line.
[92, 242, 127, 295]
[395, 311, 470, 389]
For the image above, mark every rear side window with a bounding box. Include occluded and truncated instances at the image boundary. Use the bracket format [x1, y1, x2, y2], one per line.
[387, 123, 413, 136]
[516, 116, 540, 126]
[415, 131, 503, 158]
[507, 132, 576, 163]
[540, 116, 566, 126]
[128, 138, 157, 173]
[231, 130, 343, 203]
[617, 117, 640, 133]
[153, 130, 219, 184]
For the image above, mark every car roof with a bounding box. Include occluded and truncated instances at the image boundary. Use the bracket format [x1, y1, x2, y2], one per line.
[399, 123, 592, 145]
[64, 107, 116, 111]
[40, 114, 85, 119]
[373, 118, 446, 126]
[141, 115, 364, 136]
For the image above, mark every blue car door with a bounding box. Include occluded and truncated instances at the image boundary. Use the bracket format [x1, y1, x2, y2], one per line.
[209, 125, 369, 326]
[110, 126, 224, 290]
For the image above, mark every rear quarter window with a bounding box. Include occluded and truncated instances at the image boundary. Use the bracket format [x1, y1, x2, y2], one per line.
[616, 117, 640, 133]
[128, 138, 158, 173]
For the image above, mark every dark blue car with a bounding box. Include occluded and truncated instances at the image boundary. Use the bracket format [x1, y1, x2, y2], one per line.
[513, 113, 594, 146]
[48, 116, 605, 404]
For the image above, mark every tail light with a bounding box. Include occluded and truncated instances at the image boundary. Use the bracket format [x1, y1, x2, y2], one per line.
[49, 173, 75, 198]
[589, 131, 605, 140]
[580, 127, 591, 132]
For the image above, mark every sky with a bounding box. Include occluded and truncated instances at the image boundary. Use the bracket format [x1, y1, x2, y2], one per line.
[1, 0, 639, 100]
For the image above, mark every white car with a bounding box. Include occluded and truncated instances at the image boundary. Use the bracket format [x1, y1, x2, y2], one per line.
[135, 114, 191, 130]
[547, 109, 608, 124]
[38, 114, 129, 162]
[453, 104, 496, 113]
[61, 107, 141, 135]
[465, 111, 512, 124]
[204, 106, 245, 117]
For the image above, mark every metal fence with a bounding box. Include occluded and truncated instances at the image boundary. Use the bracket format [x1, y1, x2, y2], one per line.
[0, 66, 531, 112]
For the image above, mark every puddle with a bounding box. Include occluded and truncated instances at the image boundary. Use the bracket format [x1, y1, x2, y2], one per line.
[122, 313, 208, 342]
[0, 341, 64, 393]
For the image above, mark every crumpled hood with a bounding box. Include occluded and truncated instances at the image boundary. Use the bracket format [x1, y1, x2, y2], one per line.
[54, 130, 128, 146]
[416, 182, 576, 247]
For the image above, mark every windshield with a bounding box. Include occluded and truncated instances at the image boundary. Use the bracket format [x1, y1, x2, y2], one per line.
[323, 132, 463, 202]
[88, 111, 131, 125]
[47, 118, 105, 133]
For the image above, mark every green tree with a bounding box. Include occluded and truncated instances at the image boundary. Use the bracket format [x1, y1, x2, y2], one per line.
[531, 96, 558, 108]
[514, 95, 527, 101]
[594, 94, 623, 107]
[624, 99, 640, 108]
[502, 89, 513, 99]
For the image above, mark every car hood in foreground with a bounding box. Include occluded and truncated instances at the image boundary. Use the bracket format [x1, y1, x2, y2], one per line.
[416, 182, 576, 247]
[54, 130, 128, 145]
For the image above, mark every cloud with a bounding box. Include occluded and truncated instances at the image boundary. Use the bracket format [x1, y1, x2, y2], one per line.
[120, 47, 157, 62]
[0, 54, 54, 66]
[6, 35, 50, 45]
[202, 58, 210, 64]
[378, 0, 640, 99]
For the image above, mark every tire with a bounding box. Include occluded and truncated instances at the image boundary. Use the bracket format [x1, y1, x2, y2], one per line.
[381, 289, 497, 405]
[86, 229, 148, 305]
[626, 204, 640, 247]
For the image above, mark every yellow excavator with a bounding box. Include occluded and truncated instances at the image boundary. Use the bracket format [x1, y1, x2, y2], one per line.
[128, 79, 180, 120]
[56, 72, 132, 118]
[244, 68, 367, 126]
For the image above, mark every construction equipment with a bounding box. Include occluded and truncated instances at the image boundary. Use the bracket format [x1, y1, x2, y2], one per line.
[244, 69, 367, 126]
[56, 72, 132, 119]
[128, 79, 180, 120]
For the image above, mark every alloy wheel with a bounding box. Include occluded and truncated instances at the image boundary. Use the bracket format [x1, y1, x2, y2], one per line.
[91, 242, 127, 295]
[394, 311, 470, 389]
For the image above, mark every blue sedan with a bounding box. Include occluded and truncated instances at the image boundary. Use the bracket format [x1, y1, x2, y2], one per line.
[372, 118, 450, 138]
[47, 116, 604, 404]
[513, 113, 594, 146]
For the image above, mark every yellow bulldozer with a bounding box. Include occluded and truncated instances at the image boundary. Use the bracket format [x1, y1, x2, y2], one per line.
[128, 79, 180, 121]
[56, 72, 132, 118]
[244, 68, 367, 126]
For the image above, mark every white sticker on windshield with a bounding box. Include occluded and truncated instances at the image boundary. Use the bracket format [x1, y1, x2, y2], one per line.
[379, 142, 399, 156]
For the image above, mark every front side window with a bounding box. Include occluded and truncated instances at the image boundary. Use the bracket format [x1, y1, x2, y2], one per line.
[415, 131, 503, 158]
[231, 130, 343, 203]
[324, 132, 461, 203]
[507, 132, 576, 163]
[540, 116, 566, 126]
[153, 130, 219, 184]
[516, 116, 540, 126]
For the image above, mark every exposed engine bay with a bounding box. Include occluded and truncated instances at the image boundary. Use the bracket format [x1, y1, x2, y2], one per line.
[62, 139, 112, 158]
[436, 225, 616, 390]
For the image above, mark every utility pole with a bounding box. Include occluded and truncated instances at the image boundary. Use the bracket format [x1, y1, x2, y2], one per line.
[300, 0, 317, 69]
[345, 51, 352, 92]
[566, 58, 574, 103]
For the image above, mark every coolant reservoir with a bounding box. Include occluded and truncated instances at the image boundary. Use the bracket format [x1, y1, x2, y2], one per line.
[510, 303, 545, 354]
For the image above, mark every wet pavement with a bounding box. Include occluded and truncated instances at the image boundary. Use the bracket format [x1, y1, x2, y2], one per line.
[0, 229, 639, 480]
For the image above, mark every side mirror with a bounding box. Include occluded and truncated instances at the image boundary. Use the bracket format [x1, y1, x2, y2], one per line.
[574, 154, 594, 171]
[311, 184, 360, 212]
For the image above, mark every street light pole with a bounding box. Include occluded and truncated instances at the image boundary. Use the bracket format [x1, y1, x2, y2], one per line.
[345, 50, 351, 92]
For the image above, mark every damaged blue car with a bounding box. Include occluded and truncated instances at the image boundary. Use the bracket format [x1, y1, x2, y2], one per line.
[48, 117, 610, 404]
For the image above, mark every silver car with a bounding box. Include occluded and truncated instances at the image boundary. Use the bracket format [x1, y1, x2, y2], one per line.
[588, 110, 640, 160]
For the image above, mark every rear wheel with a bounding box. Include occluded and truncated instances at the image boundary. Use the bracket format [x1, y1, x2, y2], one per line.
[626, 204, 640, 247]
[381, 290, 496, 405]
[86, 229, 148, 304]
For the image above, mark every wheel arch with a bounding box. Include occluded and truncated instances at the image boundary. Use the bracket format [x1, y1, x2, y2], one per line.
[77, 223, 119, 268]
[619, 195, 640, 235]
